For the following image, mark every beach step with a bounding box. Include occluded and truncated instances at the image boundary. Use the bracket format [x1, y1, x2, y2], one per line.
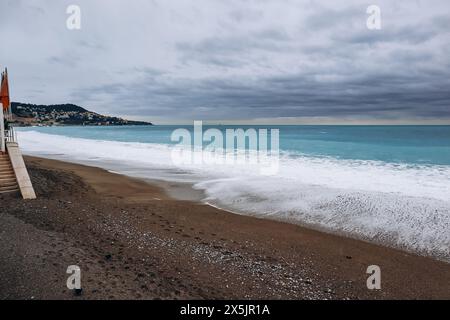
[0, 172, 17, 177]
[0, 185, 19, 194]
[0, 152, 19, 195]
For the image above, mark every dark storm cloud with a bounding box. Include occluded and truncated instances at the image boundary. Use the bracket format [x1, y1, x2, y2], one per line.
[75, 63, 450, 120]
[2, 0, 450, 122]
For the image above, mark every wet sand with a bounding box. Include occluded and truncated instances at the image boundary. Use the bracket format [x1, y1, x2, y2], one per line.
[0, 156, 449, 300]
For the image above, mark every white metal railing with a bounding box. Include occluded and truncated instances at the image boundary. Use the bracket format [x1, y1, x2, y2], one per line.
[1, 106, 16, 152]
[5, 126, 17, 143]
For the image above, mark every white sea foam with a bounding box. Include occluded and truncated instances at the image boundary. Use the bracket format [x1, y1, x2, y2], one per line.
[18, 131, 450, 261]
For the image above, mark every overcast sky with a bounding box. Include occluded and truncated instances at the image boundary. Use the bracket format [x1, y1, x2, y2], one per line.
[1, 0, 449, 123]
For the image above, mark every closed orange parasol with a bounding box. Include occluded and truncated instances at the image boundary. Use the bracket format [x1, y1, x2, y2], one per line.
[1, 68, 10, 111]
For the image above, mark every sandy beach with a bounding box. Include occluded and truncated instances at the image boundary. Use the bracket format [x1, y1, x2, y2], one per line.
[0, 156, 449, 300]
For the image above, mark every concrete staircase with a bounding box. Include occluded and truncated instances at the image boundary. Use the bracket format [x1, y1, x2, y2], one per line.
[0, 152, 19, 194]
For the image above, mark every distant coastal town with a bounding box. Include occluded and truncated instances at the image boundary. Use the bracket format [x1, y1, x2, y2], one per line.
[10, 102, 152, 126]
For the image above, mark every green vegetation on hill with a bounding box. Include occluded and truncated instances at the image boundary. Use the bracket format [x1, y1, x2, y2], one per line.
[11, 102, 88, 113]
[10, 102, 152, 127]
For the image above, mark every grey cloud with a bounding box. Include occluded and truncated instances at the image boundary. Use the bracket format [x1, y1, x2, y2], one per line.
[74, 62, 450, 120]
[2, 0, 450, 122]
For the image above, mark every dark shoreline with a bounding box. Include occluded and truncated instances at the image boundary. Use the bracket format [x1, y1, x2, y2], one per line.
[0, 156, 448, 300]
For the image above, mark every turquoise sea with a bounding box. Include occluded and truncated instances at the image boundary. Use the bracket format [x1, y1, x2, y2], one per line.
[18, 125, 450, 165]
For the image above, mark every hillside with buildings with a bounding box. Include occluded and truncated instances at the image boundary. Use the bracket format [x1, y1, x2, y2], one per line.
[10, 102, 152, 126]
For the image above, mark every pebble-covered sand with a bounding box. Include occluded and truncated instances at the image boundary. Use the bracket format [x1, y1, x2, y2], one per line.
[0, 156, 448, 299]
